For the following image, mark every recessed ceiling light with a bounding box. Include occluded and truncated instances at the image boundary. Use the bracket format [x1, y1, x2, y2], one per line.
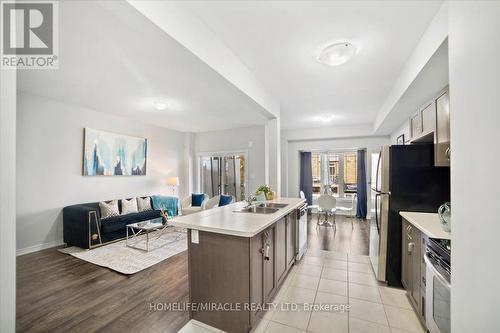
[317, 42, 356, 66]
[153, 100, 169, 110]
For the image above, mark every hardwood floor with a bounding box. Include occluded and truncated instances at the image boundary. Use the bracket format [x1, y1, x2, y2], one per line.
[16, 214, 370, 333]
[307, 213, 371, 255]
[17, 248, 189, 333]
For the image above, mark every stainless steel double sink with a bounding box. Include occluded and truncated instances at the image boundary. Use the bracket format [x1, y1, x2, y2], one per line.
[235, 202, 289, 214]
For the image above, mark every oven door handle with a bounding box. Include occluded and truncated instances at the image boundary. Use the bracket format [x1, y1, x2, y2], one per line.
[424, 254, 451, 289]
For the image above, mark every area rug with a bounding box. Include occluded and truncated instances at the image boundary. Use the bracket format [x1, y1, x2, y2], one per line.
[59, 228, 187, 274]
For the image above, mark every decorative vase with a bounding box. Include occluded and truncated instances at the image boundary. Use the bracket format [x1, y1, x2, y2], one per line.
[438, 202, 451, 232]
[266, 191, 274, 200]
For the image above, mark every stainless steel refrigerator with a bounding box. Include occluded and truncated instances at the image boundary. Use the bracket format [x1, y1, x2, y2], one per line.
[369, 144, 450, 287]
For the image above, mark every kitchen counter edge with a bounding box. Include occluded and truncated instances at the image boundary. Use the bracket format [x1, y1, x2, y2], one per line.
[400, 211, 451, 240]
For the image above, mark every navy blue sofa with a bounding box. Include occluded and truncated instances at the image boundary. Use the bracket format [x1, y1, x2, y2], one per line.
[63, 198, 161, 249]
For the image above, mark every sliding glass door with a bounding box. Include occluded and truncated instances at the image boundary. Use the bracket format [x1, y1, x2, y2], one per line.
[200, 154, 246, 201]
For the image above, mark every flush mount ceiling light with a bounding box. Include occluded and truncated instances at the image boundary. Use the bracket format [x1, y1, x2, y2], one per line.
[316, 114, 335, 123]
[153, 100, 169, 110]
[317, 42, 356, 66]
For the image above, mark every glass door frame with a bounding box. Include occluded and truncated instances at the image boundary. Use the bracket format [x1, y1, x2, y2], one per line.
[197, 150, 249, 201]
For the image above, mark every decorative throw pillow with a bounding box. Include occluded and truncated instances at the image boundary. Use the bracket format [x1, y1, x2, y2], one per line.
[121, 198, 138, 215]
[219, 194, 233, 207]
[136, 196, 152, 212]
[191, 193, 205, 207]
[99, 200, 120, 219]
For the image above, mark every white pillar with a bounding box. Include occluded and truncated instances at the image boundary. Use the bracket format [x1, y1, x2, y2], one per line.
[183, 132, 195, 196]
[449, 1, 500, 331]
[266, 118, 281, 197]
[0, 68, 16, 333]
[280, 134, 288, 196]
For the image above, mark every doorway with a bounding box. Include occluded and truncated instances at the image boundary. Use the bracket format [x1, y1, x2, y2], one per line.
[199, 153, 247, 201]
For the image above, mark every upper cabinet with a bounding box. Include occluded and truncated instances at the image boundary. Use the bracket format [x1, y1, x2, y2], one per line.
[435, 89, 451, 167]
[421, 101, 436, 139]
[410, 101, 435, 141]
[407, 86, 450, 167]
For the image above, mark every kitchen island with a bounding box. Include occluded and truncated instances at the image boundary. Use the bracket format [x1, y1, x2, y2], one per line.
[172, 197, 306, 333]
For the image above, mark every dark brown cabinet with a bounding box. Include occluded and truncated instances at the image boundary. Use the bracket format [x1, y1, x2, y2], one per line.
[435, 89, 450, 167]
[402, 86, 451, 167]
[262, 225, 276, 302]
[410, 228, 421, 312]
[188, 210, 299, 332]
[286, 214, 296, 269]
[401, 219, 410, 289]
[410, 112, 423, 140]
[401, 218, 426, 325]
[410, 101, 435, 143]
[250, 231, 264, 325]
[275, 218, 287, 285]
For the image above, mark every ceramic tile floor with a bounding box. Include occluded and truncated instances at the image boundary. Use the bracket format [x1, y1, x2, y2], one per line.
[178, 250, 426, 333]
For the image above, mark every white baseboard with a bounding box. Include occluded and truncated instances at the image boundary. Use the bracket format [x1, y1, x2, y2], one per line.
[16, 239, 65, 256]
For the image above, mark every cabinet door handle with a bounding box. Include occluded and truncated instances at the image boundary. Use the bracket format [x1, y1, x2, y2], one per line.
[262, 244, 270, 261]
[408, 242, 414, 255]
[445, 147, 451, 160]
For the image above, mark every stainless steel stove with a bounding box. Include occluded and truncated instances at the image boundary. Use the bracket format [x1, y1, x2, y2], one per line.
[424, 237, 451, 333]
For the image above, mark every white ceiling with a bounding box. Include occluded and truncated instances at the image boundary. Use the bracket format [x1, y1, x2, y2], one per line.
[376, 39, 449, 135]
[17, 1, 269, 132]
[180, 0, 443, 130]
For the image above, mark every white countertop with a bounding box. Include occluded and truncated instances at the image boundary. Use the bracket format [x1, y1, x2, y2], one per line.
[172, 197, 306, 237]
[400, 211, 451, 240]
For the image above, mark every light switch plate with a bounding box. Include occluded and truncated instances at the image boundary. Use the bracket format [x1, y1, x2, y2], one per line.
[191, 229, 199, 244]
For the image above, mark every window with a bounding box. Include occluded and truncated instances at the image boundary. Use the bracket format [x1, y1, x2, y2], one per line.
[343, 153, 357, 193]
[328, 153, 340, 196]
[310, 151, 358, 197]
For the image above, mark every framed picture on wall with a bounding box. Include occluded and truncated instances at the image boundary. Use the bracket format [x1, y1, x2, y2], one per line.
[396, 134, 405, 145]
[82, 128, 147, 176]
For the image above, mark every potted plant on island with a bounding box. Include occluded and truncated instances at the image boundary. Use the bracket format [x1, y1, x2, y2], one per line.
[256, 185, 274, 200]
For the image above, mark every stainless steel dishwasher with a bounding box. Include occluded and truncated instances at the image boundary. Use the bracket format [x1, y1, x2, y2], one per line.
[296, 203, 308, 260]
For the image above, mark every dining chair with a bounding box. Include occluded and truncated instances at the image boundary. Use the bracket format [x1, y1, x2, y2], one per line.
[317, 194, 336, 228]
[336, 194, 357, 229]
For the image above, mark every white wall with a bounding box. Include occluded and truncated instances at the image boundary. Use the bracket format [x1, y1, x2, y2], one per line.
[449, 2, 500, 331]
[389, 121, 410, 145]
[374, 1, 448, 133]
[16, 93, 187, 254]
[282, 135, 389, 217]
[193, 125, 266, 197]
[1, 70, 16, 332]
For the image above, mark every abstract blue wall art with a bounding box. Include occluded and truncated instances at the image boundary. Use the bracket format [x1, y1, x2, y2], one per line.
[83, 128, 147, 176]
